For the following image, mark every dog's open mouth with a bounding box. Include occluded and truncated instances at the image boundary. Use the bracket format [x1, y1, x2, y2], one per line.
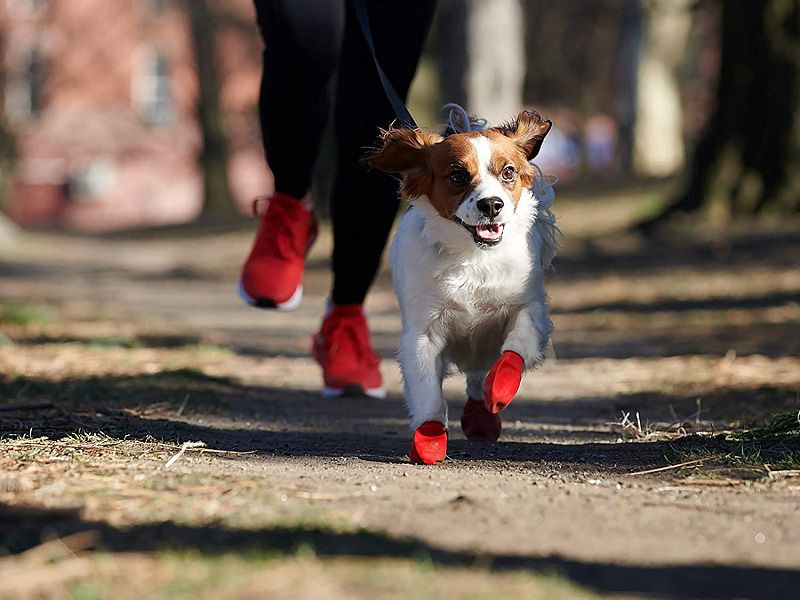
[452, 217, 504, 246]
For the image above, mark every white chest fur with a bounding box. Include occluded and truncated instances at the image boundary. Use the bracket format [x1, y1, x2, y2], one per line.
[391, 199, 541, 373]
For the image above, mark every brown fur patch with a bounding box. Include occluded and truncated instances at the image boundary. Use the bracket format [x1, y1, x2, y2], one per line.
[367, 110, 551, 218]
[493, 110, 552, 160]
[367, 128, 443, 172]
[423, 135, 480, 217]
[483, 130, 537, 207]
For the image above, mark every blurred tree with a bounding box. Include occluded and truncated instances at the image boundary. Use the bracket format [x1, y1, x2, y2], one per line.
[643, 0, 800, 226]
[522, 1, 631, 174]
[436, 0, 525, 124]
[187, 0, 234, 221]
[0, 32, 17, 225]
[632, 0, 692, 176]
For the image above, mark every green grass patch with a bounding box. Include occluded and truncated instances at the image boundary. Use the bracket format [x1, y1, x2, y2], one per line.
[738, 410, 800, 440]
[0, 301, 53, 325]
[666, 410, 800, 480]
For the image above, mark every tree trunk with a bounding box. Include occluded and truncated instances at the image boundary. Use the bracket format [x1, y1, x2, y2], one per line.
[436, 0, 525, 124]
[187, 0, 234, 221]
[0, 30, 16, 212]
[641, 0, 800, 228]
[632, 0, 692, 176]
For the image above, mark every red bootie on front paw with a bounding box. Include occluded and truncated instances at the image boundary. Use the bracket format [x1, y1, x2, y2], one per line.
[461, 397, 502, 442]
[483, 351, 524, 414]
[410, 421, 447, 465]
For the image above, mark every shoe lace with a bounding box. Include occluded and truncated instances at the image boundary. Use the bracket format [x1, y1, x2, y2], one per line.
[326, 315, 379, 368]
[251, 196, 305, 259]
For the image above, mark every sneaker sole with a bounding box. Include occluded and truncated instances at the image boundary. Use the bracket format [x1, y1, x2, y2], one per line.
[322, 384, 387, 399]
[238, 279, 303, 312]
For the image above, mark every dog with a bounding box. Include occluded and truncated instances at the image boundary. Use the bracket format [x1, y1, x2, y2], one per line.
[368, 110, 558, 464]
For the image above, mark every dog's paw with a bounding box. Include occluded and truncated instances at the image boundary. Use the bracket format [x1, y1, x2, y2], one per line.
[460, 398, 501, 442]
[483, 351, 524, 414]
[410, 421, 448, 464]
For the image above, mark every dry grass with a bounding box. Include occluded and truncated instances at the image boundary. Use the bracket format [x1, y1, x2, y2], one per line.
[613, 398, 800, 482]
[611, 396, 716, 442]
[658, 410, 800, 483]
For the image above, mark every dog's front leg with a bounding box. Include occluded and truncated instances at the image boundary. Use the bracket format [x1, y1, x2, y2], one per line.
[503, 307, 547, 368]
[400, 328, 448, 464]
[483, 306, 549, 414]
[400, 329, 447, 428]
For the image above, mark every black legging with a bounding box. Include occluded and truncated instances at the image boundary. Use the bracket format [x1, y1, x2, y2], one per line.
[254, 0, 436, 305]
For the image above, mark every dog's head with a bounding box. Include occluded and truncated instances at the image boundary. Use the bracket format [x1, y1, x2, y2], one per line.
[368, 110, 551, 249]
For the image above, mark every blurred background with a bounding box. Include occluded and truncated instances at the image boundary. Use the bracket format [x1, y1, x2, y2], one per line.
[1, 0, 796, 233]
[1, 4, 799, 595]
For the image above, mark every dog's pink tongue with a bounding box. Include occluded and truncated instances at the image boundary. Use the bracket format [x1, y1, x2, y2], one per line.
[476, 223, 501, 241]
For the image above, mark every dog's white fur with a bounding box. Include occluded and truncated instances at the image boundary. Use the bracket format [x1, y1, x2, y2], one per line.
[390, 136, 557, 430]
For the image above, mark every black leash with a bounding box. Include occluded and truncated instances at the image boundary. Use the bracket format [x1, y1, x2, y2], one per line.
[352, 0, 418, 129]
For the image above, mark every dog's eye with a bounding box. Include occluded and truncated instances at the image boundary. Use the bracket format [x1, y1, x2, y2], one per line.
[447, 169, 470, 187]
[501, 165, 516, 182]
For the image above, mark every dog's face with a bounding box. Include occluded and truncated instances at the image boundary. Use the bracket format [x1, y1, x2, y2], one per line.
[369, 111, 551, 248]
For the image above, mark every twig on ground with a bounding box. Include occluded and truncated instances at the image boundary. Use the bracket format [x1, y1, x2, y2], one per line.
[153, 442, 256, 456]
[175, 394, 190, 416]
[282, 488, 373, 501]
[767, 469, 800, 479]
[628, 455, 721, 476]
[164, 440, 206, 469]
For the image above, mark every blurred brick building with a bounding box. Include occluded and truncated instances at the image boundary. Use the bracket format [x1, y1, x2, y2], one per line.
[0, 0, 270, 231]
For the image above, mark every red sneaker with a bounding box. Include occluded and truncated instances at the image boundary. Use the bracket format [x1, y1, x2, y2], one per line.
[311, 305, 386, 398]
[239, 192, 318, 311]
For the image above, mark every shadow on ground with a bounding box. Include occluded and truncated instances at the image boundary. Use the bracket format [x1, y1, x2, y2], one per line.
[2, 371, 798, 470]
[553, 229, 800, 279]
[1, 502, 798, 600]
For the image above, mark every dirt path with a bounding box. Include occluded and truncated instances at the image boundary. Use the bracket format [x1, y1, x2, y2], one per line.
[2, 197, 800, 599]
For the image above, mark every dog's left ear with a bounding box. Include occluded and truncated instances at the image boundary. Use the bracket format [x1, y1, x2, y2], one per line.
[367, 128, 443, 173]
[496, 110, 552, 160]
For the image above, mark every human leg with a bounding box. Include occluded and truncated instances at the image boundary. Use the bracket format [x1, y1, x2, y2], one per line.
[241, 0, 345, 308]
[311, 0, 436, 395]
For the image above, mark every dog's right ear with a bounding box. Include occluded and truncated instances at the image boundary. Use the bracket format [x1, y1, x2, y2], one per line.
[368, 128, 442, 173]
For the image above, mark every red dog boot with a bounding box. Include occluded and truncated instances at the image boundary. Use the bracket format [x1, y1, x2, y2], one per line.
[410, 421, 447, 464]
[460, 398, 502, 442]
[483, 351, 524, 414]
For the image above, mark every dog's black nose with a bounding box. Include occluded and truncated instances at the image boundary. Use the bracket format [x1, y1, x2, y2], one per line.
[477, 197, 504, 219]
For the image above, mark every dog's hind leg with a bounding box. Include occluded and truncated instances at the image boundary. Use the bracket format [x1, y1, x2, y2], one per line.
[400, 330, 448, 464]
[460, 371, 501, 442]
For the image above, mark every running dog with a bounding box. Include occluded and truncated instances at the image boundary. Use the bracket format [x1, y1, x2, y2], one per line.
[368, 110, 558, 464]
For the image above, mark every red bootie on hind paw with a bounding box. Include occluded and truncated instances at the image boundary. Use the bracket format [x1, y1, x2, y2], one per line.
[483, 351, 524, 414]
[410, 421, 447, 464]
[461, 398, 502, 442]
